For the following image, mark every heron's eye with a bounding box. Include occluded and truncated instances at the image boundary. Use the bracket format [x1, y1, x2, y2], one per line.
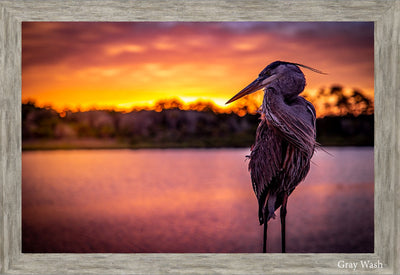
[262, 70, 271, 77]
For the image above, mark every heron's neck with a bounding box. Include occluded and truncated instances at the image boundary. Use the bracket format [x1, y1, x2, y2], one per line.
[260, 86, 301, 117]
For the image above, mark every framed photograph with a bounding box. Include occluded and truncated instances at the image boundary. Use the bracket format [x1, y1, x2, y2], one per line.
[1, 0, 399, 274]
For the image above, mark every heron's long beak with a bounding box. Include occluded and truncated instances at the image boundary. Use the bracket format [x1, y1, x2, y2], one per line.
[225, 75, 277, 104]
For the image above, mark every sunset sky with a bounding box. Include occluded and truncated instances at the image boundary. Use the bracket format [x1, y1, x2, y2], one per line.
[22, 22, 374, 114]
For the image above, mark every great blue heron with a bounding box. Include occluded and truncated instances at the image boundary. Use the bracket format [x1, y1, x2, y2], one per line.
[226, 61, 325, 253]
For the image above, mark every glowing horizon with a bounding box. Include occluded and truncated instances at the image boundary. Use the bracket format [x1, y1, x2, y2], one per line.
[22, 22, 374, 116]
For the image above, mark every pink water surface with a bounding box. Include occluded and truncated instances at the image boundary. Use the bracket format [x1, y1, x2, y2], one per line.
[22, 147, 374, 253]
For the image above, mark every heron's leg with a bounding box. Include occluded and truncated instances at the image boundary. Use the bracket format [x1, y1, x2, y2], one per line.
[262, 193, 270, 253]
[259, 192, 269, 225]
[280, 193, 289, 253]
[263, 211, 268, 253]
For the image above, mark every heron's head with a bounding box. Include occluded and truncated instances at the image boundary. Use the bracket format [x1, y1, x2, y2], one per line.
[226, 61, 325, 104]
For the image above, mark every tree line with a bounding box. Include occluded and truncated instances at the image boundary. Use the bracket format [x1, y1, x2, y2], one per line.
[22, 85, 373, 149]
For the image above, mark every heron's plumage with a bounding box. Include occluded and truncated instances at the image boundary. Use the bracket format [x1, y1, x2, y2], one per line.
[248, 65, 317, 225]
[226, 60, 321, 252]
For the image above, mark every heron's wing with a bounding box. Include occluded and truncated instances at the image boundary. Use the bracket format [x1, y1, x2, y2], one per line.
[305, 99, 317, 139]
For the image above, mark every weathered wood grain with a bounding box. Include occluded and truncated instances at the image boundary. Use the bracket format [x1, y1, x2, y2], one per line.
[1, 0, 399, 274]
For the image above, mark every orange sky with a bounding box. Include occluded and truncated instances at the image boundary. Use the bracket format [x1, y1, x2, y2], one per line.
[22, 22, 374, 114]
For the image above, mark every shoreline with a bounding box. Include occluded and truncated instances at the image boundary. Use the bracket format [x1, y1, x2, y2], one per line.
[22, 138, 374, 151]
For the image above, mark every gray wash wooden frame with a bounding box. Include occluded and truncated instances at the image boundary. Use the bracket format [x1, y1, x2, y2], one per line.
[0, 0, 399, 274]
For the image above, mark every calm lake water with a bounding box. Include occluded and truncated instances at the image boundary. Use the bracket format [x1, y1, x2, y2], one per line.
[22, 147, 374, 253]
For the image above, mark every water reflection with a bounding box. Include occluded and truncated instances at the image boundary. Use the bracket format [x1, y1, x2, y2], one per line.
[22, 147, 373, 253]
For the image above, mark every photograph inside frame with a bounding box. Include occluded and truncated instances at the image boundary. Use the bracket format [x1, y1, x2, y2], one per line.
[21, 21, 374, 253]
